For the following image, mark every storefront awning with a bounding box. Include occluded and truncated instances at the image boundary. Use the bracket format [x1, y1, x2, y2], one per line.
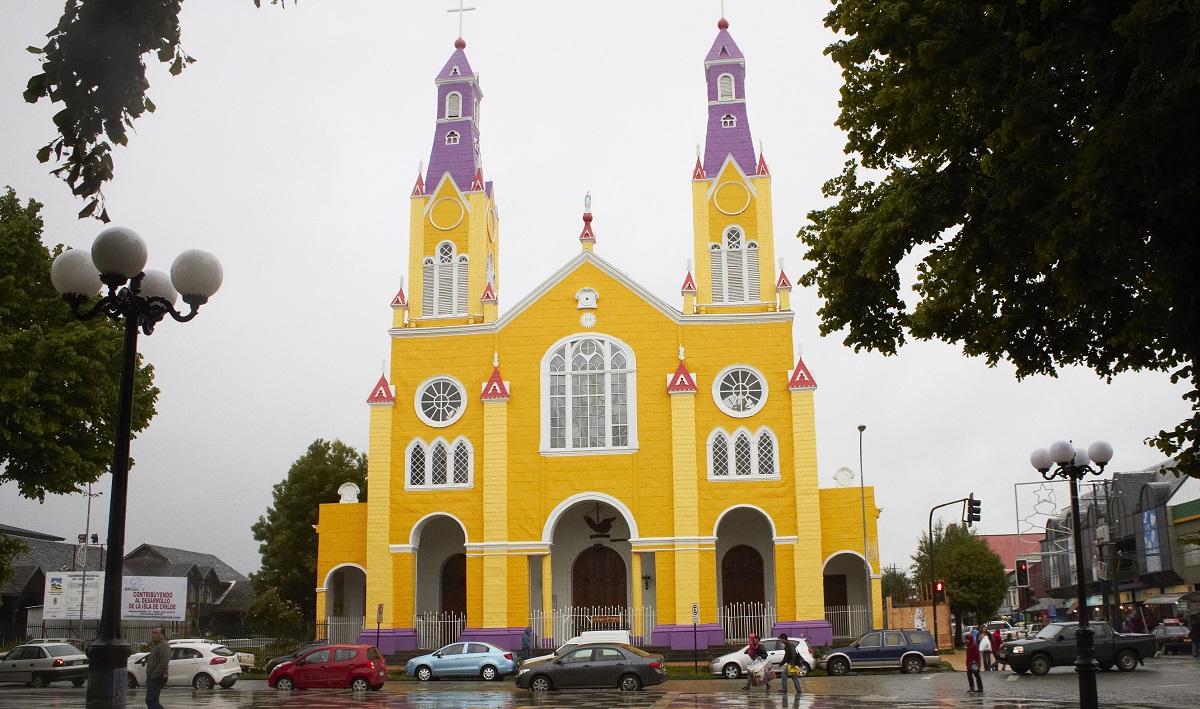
[1142, 593, 1186, 606]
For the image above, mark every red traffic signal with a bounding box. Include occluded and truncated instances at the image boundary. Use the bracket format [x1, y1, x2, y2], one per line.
[1016, 559, 1030, 587]
[934, 580, 945, 593]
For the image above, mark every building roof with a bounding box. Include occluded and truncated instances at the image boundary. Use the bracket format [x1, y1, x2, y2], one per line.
[124, 544, 254, 611]
[978, 534, 1044, 571]
[2, 537, 104, 596]
[0, 524, 64, 541]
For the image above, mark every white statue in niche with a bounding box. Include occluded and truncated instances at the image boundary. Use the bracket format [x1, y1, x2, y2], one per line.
[337, 482, 360, 503]
[575, 287, 598, 309]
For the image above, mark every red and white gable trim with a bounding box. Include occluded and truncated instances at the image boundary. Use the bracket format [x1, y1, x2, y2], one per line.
[667, 361, 698, 394]
[787, 357, 817, 391]
[480, 368, 510, 401]
[756, 152, 770, 176]
[480, 282, 497, 304]
[680, 271, 697, 294]
[411, 172, 425, 196]
[470, 168, 485, 191]
[579, 213, 596, 243]
[367, 374, 395, 405]
[775, 270, 792, 291]
[392, 287, 409, 308]
[692, 156, 706, 180]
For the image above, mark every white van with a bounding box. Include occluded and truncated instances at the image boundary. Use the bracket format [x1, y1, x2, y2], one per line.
[524, 630, 632, 665]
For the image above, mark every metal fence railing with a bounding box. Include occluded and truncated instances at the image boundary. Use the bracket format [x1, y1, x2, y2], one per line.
[527, 606, 654, 649]
[825, 604, 870, 639]
[413, 612, 465, 650]
[718, 602, 776, 644]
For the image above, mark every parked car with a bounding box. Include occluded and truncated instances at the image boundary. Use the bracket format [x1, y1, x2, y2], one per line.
[405, 641, 517, 681]
[524, 630, 632, 665]
[127, 640, 241, 689]
[820, 628, 940, 676]
[0, 642, 88, 687]
[168, 639, 255, 672]
[1150, 624, 1192, 655]
[265, 640, 329, 673]
[999, 622, 1158, 675]
[709, 637, 816, 679]
[269, 644, 387, 691]
[516, 643, 666, 691]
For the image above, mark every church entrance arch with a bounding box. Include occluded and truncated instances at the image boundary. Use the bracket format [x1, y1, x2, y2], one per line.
[721, 544, 764, 607]
[441, 553, 466, 616]
[714, 506, 775, 640]
[572, 545, 627, 609]
[324, 565, 366, 644]
[412, 513, 467, 647]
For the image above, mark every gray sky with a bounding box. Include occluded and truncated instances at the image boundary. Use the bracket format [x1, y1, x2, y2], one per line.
[1, 1, 1189, 577]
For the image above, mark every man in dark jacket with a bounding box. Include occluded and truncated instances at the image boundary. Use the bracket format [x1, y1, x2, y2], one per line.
[144, 626, 171, 709]
[1191, 614, 1200, 658]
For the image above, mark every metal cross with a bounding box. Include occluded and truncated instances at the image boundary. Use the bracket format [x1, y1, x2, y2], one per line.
[448, 0, 476, 39]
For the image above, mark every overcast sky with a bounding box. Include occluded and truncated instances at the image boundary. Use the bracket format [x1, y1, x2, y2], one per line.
[1, 1, 1189, 578]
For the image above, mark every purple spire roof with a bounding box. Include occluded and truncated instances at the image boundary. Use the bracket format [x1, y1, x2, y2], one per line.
[426, 43, 484, 191]
[702, 22, 755, 178]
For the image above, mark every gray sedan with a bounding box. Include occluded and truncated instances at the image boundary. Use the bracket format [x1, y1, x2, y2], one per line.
[0, 642, 88, 687]
[516, 643, 666, 691]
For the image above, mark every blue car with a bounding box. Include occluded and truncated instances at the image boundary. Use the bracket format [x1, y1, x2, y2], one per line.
[820, 628, 940, 676]
[405, 641, 517, 681]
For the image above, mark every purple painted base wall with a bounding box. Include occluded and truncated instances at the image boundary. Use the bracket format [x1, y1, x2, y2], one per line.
[651, 623, 725, 650]
[356, 628, 418, 654]
[772, 620, 833, 648]
[460, 626, 525, 653]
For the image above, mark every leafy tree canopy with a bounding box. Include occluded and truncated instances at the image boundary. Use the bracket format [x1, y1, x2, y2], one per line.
[881, 565, 914, 605]
[251, 438, 367, 619]
[802, 1, 1200, 476]
[912, 521, 1007, 620]
[0, 534, 30, 600]
[0, 186, 158, 500]
[24, 0, 290, 221]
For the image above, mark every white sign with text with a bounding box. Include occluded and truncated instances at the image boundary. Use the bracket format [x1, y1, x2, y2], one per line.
[122, 576, 187, 621]
[43, 571, 104, 620]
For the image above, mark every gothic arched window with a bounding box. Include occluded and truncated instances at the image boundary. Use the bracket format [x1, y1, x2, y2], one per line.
[541, 335, 637, 452]
[710, 227, 759, 303]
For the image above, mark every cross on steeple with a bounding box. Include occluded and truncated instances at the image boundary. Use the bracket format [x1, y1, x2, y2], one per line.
[448, 0, 476, 40]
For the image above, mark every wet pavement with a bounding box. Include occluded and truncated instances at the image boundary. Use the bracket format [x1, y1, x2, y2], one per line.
[2, 657, 1197, 709]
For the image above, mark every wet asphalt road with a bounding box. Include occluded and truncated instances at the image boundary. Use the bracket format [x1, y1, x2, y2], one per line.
[1, 656, 1195, 708]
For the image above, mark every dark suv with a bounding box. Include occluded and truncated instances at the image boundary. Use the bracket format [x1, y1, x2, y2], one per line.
[820, 628, 940, 675]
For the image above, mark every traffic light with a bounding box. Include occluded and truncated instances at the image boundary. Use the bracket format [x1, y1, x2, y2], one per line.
[1016, 559, 1030, 587]
[934, 579, 946, 602]
[966, 493, 982, 526]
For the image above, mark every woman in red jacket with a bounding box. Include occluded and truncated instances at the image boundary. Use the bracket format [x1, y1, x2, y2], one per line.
[965, 634, 983, 694]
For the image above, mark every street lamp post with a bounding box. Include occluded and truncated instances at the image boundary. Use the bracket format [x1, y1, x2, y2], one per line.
[858, 424, 871, 632]
[51, 226, 221, 709]
[1029, 439, 1112, 709]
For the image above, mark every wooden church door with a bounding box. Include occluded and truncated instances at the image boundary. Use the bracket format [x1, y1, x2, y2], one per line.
[721, 544, 765, 607]
[441, 553, 467, 616]
[571, 546, 627, 610]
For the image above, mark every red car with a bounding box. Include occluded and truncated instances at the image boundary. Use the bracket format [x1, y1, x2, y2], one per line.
[268, 644, 387, 691]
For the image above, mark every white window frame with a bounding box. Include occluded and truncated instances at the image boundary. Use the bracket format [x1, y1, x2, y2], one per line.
[709, 226, 759, 303]
[718, 73, 735, 101]
[446, 91, 462, 119]
[721, 113, 737, 128]
[445, 130, 460, 145]
[706, 427, 780, 480]
[712, 364, 768, 418]
[539, 334, 638, 455]
[405, 436, 475, 490]
[414, 374, 467, 427]
[422, 242, 469, 317]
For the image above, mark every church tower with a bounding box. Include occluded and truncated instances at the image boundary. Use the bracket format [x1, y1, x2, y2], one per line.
[405, 37, 500, 327]
[689, 18, 780, 315]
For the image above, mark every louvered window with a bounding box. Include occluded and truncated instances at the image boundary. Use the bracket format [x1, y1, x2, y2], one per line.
[424, 242, 468, 316]
[446, 91, 462, 118]
[544, 336, 635, 451]
[718, 74, 735, 101]
[710, 228, 759, 303]
[710, 243, 725, 303]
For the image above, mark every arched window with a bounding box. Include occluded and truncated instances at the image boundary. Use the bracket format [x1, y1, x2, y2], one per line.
[406, 437, 474, 489]
[445, 131, 460, 145]
[541, 336, 637, 452]
[707, 427, 778, 479]
[422, 242, 468, 316]
[710, 227, 759, 303]
[718, 74, 735, 101]
[721, 113, 737, 128]
[446, 91, 462, 119]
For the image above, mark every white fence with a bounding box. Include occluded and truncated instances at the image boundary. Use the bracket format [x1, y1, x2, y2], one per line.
[325, 615, 366, 644]
[717, 602, 776, 643]
[825, 604, 870, 639]
[528, 606, 655, 648]
[413, 611, 465, 649]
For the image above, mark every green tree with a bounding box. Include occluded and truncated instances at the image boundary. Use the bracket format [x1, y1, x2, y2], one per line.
[244, 587, 306, 640]
[911, 523, 1007, 641]
[0, 186, 159, 500]
[801, 2, 1200, 477]
[251, 439, 367, 619]
[23, 1, 288, 221]
[0, 534, 30, 607]
[881, 565, 914, 606]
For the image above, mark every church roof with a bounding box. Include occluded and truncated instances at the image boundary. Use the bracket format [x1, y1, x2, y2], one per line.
[436, 46, 476, 81]
[705, 21, 745, 62]
[367, 374, 395, 404]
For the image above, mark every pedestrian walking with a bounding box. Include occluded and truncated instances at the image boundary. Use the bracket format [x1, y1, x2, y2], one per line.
[965, 634, 983, 695]
[991, 628, 1004, 670]
[741, 633, 771, 691]
[977, 626, 993, 671]
[144, 626, 170, 709]
[520, 627, 533, 662]
[777, 633, 802, 696]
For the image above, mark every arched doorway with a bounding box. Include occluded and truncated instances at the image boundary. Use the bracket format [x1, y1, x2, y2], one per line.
[441, 553, 466, 616]
[722, 544, 765, 607]
[572, 545, 627, 610]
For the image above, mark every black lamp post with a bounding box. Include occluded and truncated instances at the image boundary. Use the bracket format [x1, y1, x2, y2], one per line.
[1029, 439, 1112, 709]
[51, 226, 222, 709]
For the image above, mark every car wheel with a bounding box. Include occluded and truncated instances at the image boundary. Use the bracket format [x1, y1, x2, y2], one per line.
[72, 678, 86, 688]
[796, 662, 810, 677]
[274, 676, 294, 691]
[827, 657, 850, 677]
[1116, 649, 1138, 672]
[127, 673, 138, 689]
[1030, 654, 1052, 676]
[619, 673, 642, 691]
[193, 673, 216, 690]
[1013, 667, 1028, 675]
[902, 656, 924, 675]
[530, 674, 552, 691]
[350, 676, 371, 692]
[722, 663, 742, 679]
[31, 674, 49, 688]
[480, 664, 498, 681]
[219, 678, 236, 689]
[416, 665, 433, 681]
[1098, 662, 1113, 671]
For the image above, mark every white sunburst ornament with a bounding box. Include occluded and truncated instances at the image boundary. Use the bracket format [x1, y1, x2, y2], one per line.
[580, 312, 597, 328]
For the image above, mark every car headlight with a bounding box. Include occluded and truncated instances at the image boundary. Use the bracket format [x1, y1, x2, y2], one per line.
[1011, 646, 1025, 654]
[518, 667, 530, 675]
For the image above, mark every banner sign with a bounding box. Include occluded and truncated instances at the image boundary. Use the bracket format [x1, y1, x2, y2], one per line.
[122, 576, 187, 621]
[43, 571, 104, 620]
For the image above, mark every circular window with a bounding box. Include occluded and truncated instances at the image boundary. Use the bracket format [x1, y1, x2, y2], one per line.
[415, 376, 466, 427]
[713, 366, 767, 418]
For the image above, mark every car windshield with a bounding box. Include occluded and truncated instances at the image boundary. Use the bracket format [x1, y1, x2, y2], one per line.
[211, 646, 235, 656]
[1035, 625, 1063, 640]
[46, 645, 80, 657]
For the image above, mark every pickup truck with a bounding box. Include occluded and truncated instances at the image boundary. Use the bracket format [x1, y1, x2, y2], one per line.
[998, 622, 1158, 675]
[964, 620, 1028, 643]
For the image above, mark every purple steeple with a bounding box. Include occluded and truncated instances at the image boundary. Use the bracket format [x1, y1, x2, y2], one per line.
[426, 38, 484, 191]
[702, 18, 755, 178]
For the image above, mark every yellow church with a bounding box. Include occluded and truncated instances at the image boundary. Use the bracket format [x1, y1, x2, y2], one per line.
[316, 18, 881, 653]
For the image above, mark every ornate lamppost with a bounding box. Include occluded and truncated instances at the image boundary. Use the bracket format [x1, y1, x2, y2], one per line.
[51, 226, 222, 709]
[1029, 440, 1112, 709]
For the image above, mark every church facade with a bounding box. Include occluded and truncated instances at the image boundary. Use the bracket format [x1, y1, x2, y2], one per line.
[315, 19, 881, 653]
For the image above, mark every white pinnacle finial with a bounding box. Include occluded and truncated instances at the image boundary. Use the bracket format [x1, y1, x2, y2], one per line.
[696, 143, 702, 159]
[679, 345, 685, 361]
[398, 275, 406, 289]
[418, 160, 424, 175]
[796, 342, 804, 359]
[584, 191, 591, 211]
[759, 139, 764, 155]
[778, 257, 785, 271]
[381, 359, 386, 374]
[687, 258, 693, 273]
[493, 352, 499, 368]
